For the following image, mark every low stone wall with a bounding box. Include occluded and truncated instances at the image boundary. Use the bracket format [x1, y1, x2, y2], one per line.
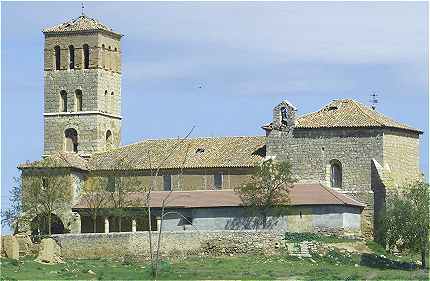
[53, 231, 284, 259]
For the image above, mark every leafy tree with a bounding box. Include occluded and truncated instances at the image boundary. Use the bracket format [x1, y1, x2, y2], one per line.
[109, 176, 136, 232]
[1, 177, 24, 234]
[235, 159, 296, 229]
[81, 176, 110, 233]
[382, 181, 429, 269]
[23, 174, 72, 235]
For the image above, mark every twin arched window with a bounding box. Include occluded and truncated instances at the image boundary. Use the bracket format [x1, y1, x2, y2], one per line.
[330, 160, 342, 188]
[65, 128, 78, 153]
[60, 90, 83, 112]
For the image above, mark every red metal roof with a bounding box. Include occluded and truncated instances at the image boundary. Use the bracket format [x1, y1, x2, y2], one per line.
[74, 183, 365, 209]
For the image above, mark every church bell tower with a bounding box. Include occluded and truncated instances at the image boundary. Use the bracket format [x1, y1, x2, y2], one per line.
[42, 14, 122, 157]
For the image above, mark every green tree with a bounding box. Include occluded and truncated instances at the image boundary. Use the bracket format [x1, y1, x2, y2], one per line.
[81, 176, 110, 233]
[23, 175, 72, 235]
[1, 177, 24, 234]
[234, 159, 296, 229]
[383, 181, 429, 269]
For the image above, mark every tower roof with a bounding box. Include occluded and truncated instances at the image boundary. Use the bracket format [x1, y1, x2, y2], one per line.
[42, 15, 121, 37]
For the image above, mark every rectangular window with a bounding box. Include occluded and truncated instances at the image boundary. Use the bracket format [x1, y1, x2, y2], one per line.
[163, 175, 172, 191]
[107, 176, 116, 192]
[214, 173, 223, 189]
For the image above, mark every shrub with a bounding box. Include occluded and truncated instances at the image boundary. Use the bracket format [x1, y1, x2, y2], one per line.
[284, 232, 355, 243]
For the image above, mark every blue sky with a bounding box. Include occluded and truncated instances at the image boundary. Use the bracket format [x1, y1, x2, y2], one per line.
[1, 2, 428, 231]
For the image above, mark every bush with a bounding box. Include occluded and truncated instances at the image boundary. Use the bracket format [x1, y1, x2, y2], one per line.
[284, 232, 355, 243]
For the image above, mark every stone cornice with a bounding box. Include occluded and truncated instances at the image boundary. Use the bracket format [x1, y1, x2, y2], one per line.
[44, 111, 122, 119]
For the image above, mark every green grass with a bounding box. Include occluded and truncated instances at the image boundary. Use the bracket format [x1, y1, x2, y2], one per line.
[1, 252, 428, 280]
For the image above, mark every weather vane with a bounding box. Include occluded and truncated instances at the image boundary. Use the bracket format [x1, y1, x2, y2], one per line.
[369, 92, 379, 110]
[81, 2, 85, 16]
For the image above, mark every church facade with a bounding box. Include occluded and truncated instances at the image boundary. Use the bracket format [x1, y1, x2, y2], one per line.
[18, 15, 422, 238]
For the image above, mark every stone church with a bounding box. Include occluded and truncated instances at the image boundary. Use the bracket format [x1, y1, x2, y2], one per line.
[18, 14, 423, 238]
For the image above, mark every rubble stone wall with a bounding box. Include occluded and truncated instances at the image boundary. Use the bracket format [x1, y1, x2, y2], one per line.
[382, 129, 421, 187]
[53, 231, 283, 259]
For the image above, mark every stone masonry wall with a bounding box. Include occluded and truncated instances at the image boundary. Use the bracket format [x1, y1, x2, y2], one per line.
[44, 114, 121, 156]
[44, 70, 121, 115]
[53, 231, 283, 259]
[382, 129, 421, 187]
[267, 128, 384, 191]
[44, 31, 122, 156]
[44, 32, 121, 73]
[267, 127, 384, 239]
[89, 167, 254, 191]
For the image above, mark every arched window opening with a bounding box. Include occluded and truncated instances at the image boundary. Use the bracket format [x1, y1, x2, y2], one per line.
[41, 178, 48, 191]
[106, 130, 112, 150]
[65, 128, 78, 153]
[75, 89, 83, 111]
[83, 44, 90, 69]
[60, 90, 68, 112]
[69, 45, 75, 69]
[281, 107, 288, 125]
[54, 46, 61, 70]
[101, 44, 105, 68]
[330, 160, 342, 188]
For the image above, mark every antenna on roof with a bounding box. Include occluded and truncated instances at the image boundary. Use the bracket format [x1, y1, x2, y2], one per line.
[369, 92, 379, 110]
[81, 2, 85, 16]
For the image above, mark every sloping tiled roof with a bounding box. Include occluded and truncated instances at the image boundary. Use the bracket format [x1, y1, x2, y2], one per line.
[18, 152, 89, 171]
[264, 99, 422, 133]
[73, 183, 365, 209]
[88, 136, 266, 170]
[43, 15, 120, 36]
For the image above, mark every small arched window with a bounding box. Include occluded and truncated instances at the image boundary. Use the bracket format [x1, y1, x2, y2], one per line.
[54, 46, 61, 70]
[64, 128, 78, 153]
[330, 160, 342, 188]
[101, 44, 105, 68]
[75, 89, 83, 111]
[281, 107, 288, 125]
[69, 45, 75, 69]
[60, 90, 67, 112]
[106, 130, 112, 150]
[83, 44, 90, 69]
[41, 178, 48, 191]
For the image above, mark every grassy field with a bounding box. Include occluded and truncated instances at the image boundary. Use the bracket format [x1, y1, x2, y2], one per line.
[1, 252, 428, 280]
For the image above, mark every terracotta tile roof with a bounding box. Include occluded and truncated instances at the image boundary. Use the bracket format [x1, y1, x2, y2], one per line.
[88, 136, 266, 170]
[18, 152, 89, 171]
[73, 183, 365, 209]
[43, 15, 121, 36]
[264, 99, 422, 133]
